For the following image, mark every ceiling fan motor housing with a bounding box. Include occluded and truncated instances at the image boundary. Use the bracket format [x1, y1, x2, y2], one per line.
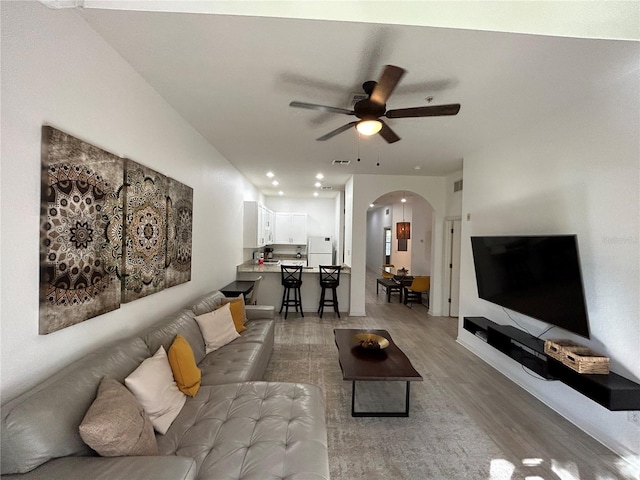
[353, 99, 386, 120]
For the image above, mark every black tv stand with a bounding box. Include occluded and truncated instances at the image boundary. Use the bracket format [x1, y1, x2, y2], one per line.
[463, 317, 640, 411]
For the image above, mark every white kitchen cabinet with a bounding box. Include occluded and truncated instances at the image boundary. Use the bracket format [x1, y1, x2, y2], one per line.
[274, 212, 307, 244]
[243, 201, 274, 248]
[263, 207, 274, 244]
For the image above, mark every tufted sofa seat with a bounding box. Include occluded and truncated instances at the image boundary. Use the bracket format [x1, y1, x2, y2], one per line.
[158, 382, 329, 480]
[1, 291, 330, 480]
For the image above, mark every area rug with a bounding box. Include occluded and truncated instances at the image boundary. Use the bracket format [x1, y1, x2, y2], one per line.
[263, 343, 506, 479]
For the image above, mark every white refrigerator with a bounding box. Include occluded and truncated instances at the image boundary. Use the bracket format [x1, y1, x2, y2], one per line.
[307, 236, 333, 268]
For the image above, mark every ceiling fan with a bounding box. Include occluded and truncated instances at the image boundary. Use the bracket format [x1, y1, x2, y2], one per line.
[289, 65, 460, 143]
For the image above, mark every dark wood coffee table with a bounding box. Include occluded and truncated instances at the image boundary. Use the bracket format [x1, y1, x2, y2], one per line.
[334, 328, 422, 417]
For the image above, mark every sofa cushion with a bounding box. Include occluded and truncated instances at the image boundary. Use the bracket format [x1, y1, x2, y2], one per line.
[233, 318, 274, 345]
[168, 335, 202, 397]
[195, 303, 240, 354]
[156, 382, 330, 480]
[1, 336, 151, 475]
[195, 318, 274, 386]
[199, 343, 264, 385]
[79, 377, 158, 457]
[125, 347, 187, 435]
[142, 308, 206, 365]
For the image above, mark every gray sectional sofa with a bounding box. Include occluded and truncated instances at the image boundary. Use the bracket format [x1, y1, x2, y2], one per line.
[1, 291, 330, 479]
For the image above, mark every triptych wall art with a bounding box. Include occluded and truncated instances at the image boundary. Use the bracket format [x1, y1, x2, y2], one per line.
[39, 126, 193, 334]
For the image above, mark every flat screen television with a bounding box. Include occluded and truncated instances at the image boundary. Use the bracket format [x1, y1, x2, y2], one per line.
[470, 235, 590, 338]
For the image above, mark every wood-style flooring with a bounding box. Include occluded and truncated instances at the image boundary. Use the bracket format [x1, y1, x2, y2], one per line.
[266, 270, 638, 480]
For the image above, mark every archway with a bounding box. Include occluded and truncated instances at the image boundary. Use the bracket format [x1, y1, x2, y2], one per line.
[344, 174, 447, 317]
[366, 191, 435, 286]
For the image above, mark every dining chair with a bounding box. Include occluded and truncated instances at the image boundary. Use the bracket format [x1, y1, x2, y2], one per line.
[403, 276, 430, 308]
[382, 264, 395, 279]
[245, 276, 262, 305]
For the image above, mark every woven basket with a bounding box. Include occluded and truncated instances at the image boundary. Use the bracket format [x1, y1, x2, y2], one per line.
[544, 339, 609, 374]
[562, 349, 610, 374]
[544, 339, 588, 362]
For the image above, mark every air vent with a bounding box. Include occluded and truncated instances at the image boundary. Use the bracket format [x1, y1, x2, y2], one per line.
[332, 160, 351, 165]
[320, 186, 333, 191]
[453, 179, 463, 192]
[349, 93, 368, 106]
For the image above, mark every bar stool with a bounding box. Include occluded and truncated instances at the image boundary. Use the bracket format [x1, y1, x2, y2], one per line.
[280, 265, 304, 319]
[318, 265, 341, 318]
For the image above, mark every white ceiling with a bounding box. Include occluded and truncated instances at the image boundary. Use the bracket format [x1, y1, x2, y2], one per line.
[77, 4, 638, 199]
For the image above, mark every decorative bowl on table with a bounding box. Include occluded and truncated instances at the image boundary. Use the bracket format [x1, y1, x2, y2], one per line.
[396, 267, 409, 277]
[352, 333, 390, 350]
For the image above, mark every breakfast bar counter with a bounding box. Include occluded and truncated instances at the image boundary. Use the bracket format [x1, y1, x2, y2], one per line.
[237, 260, 351, 314]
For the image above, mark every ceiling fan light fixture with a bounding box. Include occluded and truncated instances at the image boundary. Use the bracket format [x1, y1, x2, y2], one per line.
[356, 119, 382, 136]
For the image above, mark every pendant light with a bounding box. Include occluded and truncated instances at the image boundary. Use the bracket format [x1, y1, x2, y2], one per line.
[396, 193, 411, 240]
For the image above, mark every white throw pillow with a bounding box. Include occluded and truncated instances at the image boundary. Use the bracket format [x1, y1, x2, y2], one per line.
[195, 302, 240, 354]
[124, 346, 186, 435]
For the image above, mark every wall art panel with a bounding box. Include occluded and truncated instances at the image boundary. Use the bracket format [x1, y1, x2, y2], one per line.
[165, 177, 193, 288]
[39, 126, 124, 334]
[122, 160, 167, 302]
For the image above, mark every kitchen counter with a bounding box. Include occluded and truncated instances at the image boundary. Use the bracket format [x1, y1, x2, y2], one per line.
[237, 260, 351, 275]
[236, 260, 350, 314]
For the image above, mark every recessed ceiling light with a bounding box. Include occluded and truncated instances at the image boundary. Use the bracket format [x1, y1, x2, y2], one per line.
[313, 192, 319, 197]
[272, 180, 279, 186]
[316, 173, 324, 180]
[314, 182, 321, 188]
[414, 166, 422, 170]
[401, 197, 407, 203]
[369, 204, 375, 208]
[266, 171, 275, 178]
[278, 191, 284, 196]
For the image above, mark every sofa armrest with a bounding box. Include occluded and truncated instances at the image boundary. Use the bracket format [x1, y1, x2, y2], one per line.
[1, 456, 197, 480]
[245, 305, 274, 321]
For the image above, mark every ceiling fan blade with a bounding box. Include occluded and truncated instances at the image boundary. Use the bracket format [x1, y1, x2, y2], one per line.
[386, 103, 461, 118]
[316, 121, 358, 141]
[289, 101, 354, 116]
[378, 120, 400, 144]
[370, 65, 406, 105]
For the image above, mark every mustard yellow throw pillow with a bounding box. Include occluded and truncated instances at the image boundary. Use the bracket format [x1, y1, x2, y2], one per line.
[219, 294, 247, 333]
[167, 335, 201, 397]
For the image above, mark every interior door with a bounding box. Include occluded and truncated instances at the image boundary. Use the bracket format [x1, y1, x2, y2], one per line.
[445, 219, 462, 317]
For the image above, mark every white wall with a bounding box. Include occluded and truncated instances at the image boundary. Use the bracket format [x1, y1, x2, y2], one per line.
[0, 2, 258, 400]
[445, 169, 463, 218]
[366, 198, 433, 277]
[458, 56, 640, 460]
[409, 196, 433, 277]
[365, 205, 391, 272]
[334, 192, 345, 264]
[346, 174, 447, 316]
